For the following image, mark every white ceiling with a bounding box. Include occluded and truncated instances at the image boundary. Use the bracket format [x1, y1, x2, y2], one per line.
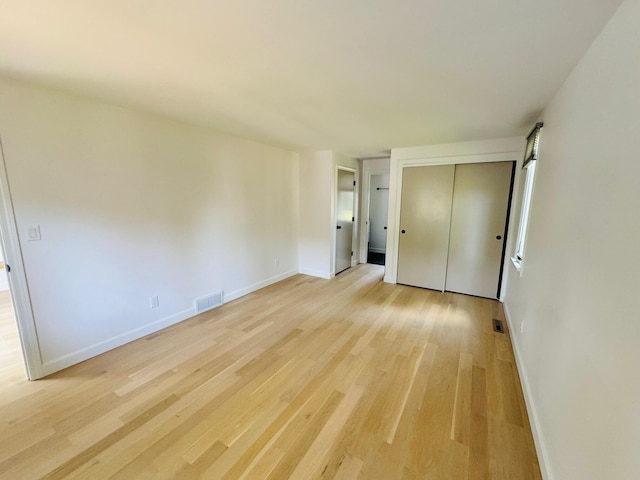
[0, 0, 623, 157]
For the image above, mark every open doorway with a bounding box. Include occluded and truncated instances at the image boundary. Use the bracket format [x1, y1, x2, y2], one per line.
[0, 137, 41, 380]
[335, 168, 356, 275]
[367, 173, 389, 265]
[0, 253, 22, 375]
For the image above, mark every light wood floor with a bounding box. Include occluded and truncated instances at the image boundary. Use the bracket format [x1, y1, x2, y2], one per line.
[0, 290, 24, 375]
[0, 265, 541, 479]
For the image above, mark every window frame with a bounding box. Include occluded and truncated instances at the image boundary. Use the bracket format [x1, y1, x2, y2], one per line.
[511, 123, 543, 273]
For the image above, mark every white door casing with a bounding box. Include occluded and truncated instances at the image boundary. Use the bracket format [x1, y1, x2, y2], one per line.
[0, 135, 43, 379]
[358, 158, 390, 264]
[385, 139, 524, 292]
[368, 174, 389, 254]
[335, 169, 355, 274]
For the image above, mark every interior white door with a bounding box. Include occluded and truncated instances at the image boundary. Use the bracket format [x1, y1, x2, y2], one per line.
[335, 169, 355, 274]
[445, 162, 513, 298]
[397, 165, 455, 290]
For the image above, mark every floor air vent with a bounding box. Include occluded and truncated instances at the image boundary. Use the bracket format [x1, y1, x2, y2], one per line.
[195, 291, 224, 314]
[492, 319, 505, 334]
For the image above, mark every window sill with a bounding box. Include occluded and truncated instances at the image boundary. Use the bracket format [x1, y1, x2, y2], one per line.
[511, 257, 524, 276]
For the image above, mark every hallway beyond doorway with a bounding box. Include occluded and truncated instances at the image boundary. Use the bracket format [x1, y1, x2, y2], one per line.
[367, 251, 385, 265]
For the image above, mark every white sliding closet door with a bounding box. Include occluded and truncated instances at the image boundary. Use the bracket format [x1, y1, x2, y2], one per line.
[397, 165, 455, 290]
[445, 162, 513, 298]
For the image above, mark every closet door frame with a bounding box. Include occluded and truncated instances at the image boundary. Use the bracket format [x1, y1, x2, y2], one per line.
[386, 150, 522, 301]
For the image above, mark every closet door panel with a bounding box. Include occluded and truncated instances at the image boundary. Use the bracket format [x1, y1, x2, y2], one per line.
[445, 162, 513, 298]
[397, 165, 455, 290]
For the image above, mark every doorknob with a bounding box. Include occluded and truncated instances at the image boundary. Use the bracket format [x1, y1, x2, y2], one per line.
[383, 226, 387, 230]
[401, 229, 406, 234]
[496, 235, 502, 240]
[337, 225, 342, 230]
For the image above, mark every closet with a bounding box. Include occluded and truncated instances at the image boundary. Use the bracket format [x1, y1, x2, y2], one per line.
[397, 161, 514, 299]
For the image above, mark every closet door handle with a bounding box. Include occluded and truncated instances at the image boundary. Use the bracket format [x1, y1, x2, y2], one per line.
[496, 235, 502, 240]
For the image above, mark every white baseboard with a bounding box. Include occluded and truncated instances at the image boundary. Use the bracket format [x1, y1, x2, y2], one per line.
[298, 268, 332, 279]
[40, 269, 299, 377]
[503, 302, 553, 480]
[383, 275, 396, 284]
[225, 269, 298, 303]
[41, 307, 195, 376]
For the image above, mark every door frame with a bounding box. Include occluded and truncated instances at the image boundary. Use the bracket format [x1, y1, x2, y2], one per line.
[386, 151, 523, 301]
[358, 162, 390, 264]
[0, 136, 43, 380]
[332, 166, 357, 277]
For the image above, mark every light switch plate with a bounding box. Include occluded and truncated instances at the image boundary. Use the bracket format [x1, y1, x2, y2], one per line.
[26, 225, 41, 241]
[150, 296, 159, 308]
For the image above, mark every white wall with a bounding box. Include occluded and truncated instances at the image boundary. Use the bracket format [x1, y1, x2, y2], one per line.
[0, 77, 299, 376]
[503, 1, 639, 478]
[298, 150, 333, 278]
[298, 150, 358, 278]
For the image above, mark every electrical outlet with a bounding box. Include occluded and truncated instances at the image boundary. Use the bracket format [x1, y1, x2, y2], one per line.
[520, 320, 525, 333]
[26, 225, 41, 241]
[274, 257, 279, 267]
[150, 296, 159, 309]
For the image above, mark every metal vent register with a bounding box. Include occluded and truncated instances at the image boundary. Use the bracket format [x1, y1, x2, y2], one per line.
[194, 291, 223, 314]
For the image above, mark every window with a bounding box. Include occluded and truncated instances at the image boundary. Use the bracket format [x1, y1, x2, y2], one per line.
[512, 122, 543, 272]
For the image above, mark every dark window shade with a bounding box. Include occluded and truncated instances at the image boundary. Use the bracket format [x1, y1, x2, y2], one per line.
[523, 122, 543, 168]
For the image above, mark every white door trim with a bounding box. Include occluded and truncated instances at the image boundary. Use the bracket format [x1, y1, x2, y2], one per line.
[332, 166, 357, 276]
[385, 151, 522, 302]
[0, 136, 43, 380]
[359, 162, 390, 264]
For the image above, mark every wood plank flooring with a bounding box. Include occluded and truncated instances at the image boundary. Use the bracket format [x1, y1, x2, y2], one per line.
[0, 264, 541, 479]
[0, 290, 23, 374]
